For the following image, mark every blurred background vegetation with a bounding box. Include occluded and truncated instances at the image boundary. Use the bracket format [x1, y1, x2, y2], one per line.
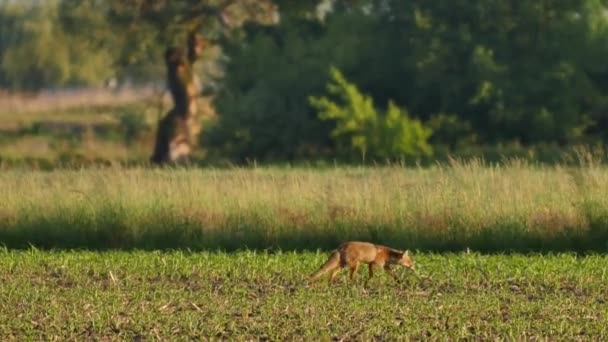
[1, 0, 608, 168]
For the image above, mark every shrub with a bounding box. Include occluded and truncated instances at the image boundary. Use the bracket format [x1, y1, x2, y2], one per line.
[309, 67, 432, 161]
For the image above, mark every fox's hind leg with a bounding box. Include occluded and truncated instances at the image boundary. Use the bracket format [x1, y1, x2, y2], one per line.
[366, 263, 376, 285]
[329, 267, 341, 284]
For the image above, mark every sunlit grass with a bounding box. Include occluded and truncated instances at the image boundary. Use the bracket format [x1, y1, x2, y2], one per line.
[1, 159, 608, 251]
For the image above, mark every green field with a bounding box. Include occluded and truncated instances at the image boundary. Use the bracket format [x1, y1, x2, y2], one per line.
[2, 162, 608, 252]
[2, 164, 608, 339]
[0, 250, 606, 340]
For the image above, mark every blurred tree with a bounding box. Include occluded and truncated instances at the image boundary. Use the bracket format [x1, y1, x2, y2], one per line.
[0, 1, 114, 91]
[2, 0, 608, 162]
[207, 0, 608, 162]
[386, 0, 608, 145]
[100, 0, 279, 163]
[207, 6, 391, 161]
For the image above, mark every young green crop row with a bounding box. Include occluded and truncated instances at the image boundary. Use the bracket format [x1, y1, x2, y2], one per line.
[0, 250, 606, 340]
[1, 163, 608, 252]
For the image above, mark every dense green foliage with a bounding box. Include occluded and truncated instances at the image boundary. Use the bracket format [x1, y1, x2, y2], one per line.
[309, 67, 432, 160]
[1, 250, 607, 339]
[2, 163, 608, 252]
[210, 0, 608, 161]
[0, 0, 115, 90]
[0, 0, 276, 89]
[2, 1, 608, 162]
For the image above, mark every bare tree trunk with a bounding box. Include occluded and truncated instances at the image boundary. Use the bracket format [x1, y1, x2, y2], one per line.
[151, 32, 204, 164]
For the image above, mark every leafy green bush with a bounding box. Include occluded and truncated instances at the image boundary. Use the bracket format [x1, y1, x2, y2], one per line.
[309, 67, 432, 161]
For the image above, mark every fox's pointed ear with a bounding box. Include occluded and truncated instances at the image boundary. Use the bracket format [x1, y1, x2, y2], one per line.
[404, 250, 409, 256]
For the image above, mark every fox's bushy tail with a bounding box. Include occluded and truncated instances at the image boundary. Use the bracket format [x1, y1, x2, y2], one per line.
[308, 251, 340, 283]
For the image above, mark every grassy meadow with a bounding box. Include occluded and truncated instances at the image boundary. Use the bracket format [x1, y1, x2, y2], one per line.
[0, 250, 606, 340]
[1, 160, 608, 252]
[2, 162, 608, 339]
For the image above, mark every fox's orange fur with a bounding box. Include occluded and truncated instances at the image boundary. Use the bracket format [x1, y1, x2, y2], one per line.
[309, 241, 414, 284]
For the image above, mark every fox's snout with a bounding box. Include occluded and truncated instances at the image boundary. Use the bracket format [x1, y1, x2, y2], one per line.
[400, 257, 415, 269]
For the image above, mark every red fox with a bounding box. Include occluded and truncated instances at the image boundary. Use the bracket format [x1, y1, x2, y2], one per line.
[308, 241, 414, 284]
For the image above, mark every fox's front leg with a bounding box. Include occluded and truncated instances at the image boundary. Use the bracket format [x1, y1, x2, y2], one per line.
[365, 263, 377, 286]
[384, 265, 400, 283]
